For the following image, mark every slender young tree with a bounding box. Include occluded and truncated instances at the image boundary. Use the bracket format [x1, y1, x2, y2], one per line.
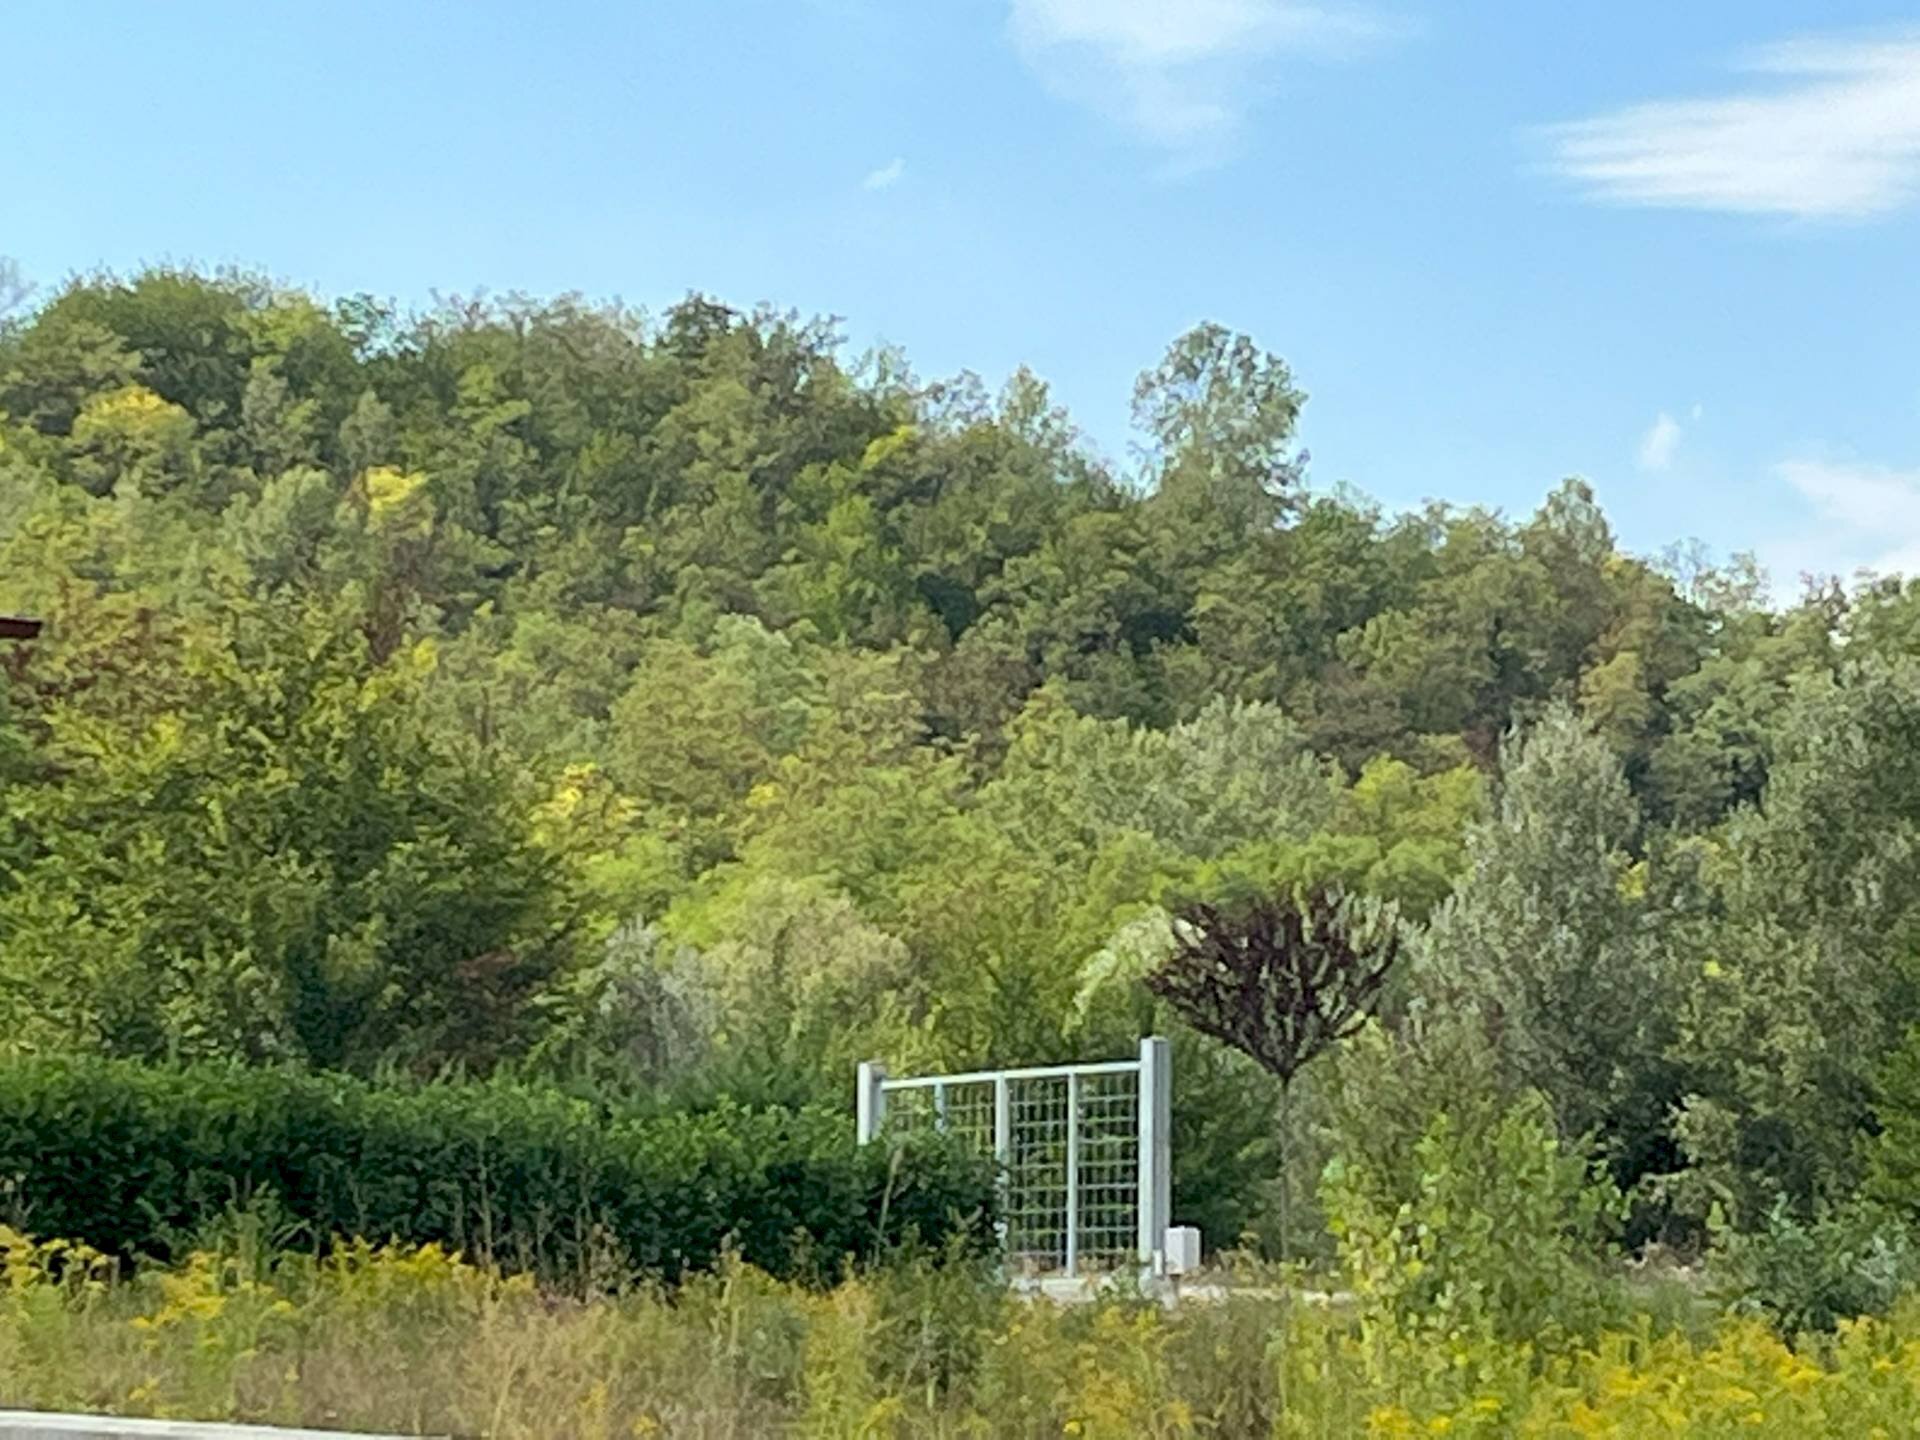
[1147, 890, 1401, 1255]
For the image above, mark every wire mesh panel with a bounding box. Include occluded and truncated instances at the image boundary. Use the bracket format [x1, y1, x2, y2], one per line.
[1072, 1070, 1140, 1270]
[882, 1079, 998, 1160]
[995, 1073, 1066, 1272]
[859, 1045, 1168, 1278]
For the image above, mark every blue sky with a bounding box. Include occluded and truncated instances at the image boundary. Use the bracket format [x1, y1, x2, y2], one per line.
[6, 1, 1919, 588]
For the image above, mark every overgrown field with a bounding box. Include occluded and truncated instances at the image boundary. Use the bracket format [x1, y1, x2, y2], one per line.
[3, 1230, 1919, 1439]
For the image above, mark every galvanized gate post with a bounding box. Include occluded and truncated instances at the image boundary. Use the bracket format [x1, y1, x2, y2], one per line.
[1136, 1036, 1171, 1275]
[993, 1075, 1012, 1251]
[856, 1060, 887, 1145]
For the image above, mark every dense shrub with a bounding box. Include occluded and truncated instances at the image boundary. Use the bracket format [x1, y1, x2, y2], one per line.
[0, 1055, 993, 1285]
[1322, 1088, 1627, 1348]
[1713, 1200, 1920, 1334]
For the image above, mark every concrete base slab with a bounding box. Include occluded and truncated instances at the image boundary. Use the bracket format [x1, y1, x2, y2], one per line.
[0, 1413, 429, 1440]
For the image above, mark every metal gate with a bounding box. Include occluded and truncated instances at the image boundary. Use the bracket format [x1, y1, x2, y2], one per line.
[856, 1038, 1170, 1278]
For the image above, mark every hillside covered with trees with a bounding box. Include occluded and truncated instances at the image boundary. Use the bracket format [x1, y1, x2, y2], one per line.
[5, 266, 1920, 1295]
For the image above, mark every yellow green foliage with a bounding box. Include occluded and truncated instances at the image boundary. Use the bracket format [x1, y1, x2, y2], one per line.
[359, 464, 433, 534]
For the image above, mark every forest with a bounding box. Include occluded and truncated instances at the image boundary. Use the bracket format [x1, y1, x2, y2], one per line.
[5, 265, 1920, 1432]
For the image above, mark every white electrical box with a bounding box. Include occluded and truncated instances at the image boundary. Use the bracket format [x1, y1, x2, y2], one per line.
[1164, 1225, 1202, 1275]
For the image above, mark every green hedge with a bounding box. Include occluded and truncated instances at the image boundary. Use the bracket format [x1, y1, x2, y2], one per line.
[0, 1056, 993, 1284]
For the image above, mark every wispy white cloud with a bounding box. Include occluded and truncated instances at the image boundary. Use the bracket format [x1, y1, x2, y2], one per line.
[1764, 457, 1920, 582]
[862, 157, 907, 191]
[1008, 0, 1403, 162]
[1637, 412, 1684, 472]
[1541, 32, 1920, 219]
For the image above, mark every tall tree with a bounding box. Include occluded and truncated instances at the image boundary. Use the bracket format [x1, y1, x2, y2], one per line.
[1134, 322, 1305, 538]
[1417, 705, 1683, 1173]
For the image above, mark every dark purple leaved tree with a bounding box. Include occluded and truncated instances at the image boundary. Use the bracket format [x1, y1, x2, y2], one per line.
[1147, 890, 1400, 1257]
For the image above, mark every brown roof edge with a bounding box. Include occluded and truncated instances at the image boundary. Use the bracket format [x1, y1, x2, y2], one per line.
[0, 616, 43, 641]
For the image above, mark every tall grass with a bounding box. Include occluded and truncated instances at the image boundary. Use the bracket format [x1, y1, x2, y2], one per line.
[6, 1227, 1920, 1437]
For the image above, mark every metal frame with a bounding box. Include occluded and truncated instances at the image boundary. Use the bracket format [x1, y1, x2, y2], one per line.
[857, 1038, 1171, 1278]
